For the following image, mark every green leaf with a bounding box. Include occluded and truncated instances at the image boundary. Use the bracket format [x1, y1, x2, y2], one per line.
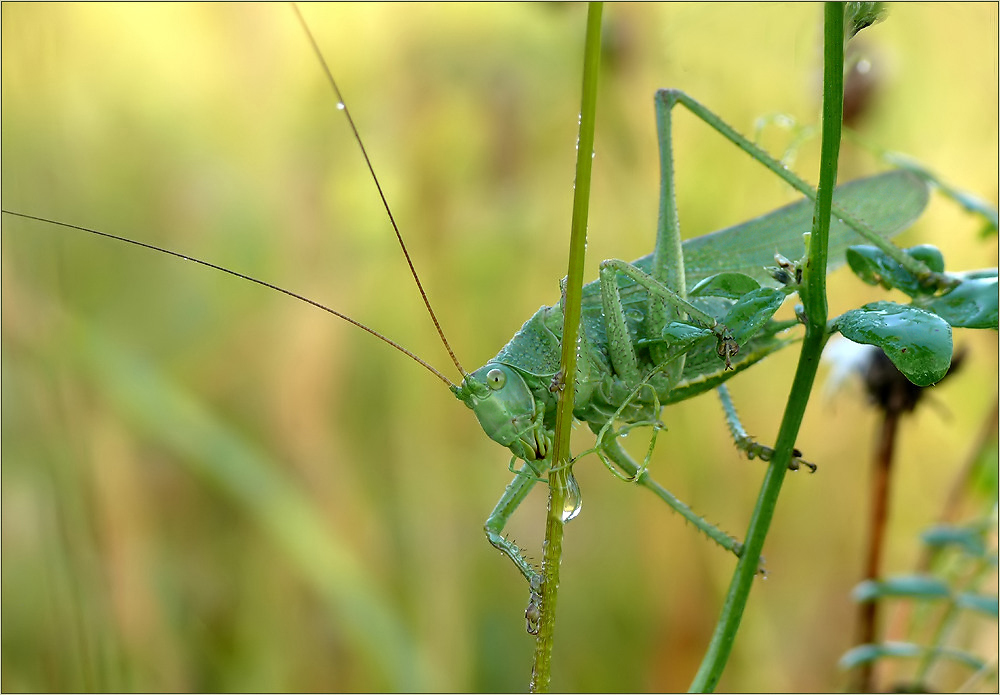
[689, 272, 761, 299]
[914, 269, 999, 329]
[661, 322, 713, 346]
[833, 302, 953, 386]
[955, 592, 999, 618]
[845, 244, 942, 296]
[921, 524, 988, 557]
[907, 244, 947, 273]
[722, 288, 786, 347]
[839, 642, 922, 669]
[852, 575, 950, 603]
[840, 642, 987, 672]
[846, 242, 997, 328]
[651, 322, 715, 362]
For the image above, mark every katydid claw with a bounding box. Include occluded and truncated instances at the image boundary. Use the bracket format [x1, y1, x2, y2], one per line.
[549, 369, 566, 393]
[716, 331, 740, 370]
[737, 437, 817, 473]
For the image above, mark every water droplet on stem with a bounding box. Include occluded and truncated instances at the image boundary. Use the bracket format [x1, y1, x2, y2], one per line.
[561, 471, 583, 522]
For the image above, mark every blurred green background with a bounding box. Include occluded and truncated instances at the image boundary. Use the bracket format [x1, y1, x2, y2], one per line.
[2, 3, 997, 691]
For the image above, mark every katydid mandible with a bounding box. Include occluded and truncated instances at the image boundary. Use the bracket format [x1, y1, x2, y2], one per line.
[2, 7, 932, 622]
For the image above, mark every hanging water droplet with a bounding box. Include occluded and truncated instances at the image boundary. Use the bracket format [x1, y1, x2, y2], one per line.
[561, 471, 583, 522]
[336, 102, 345, 110]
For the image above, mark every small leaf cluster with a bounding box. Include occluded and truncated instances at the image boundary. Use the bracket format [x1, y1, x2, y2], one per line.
[832, 243, 997, 387]
[841, 516, 999, 692]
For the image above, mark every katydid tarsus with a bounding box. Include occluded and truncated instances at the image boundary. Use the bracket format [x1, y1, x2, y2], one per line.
[4, 4, 996, 691]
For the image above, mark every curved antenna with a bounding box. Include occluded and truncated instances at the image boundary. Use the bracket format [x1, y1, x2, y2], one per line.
[2, 211, 458, 390]
[291, 3, 467, 378]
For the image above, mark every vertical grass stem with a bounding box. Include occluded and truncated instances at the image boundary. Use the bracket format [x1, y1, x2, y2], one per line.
[529, 3, 603, 691]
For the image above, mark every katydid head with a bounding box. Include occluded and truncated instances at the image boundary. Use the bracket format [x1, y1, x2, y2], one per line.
[454, 363, 551, 461]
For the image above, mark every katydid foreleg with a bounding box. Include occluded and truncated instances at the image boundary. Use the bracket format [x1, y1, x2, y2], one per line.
[484, 458, 548, 587]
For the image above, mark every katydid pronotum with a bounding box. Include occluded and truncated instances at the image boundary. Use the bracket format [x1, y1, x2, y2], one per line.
[4, 4, 997, 692]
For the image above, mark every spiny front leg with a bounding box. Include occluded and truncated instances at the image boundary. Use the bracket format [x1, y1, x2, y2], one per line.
[716, 384, 817, 472]
[483, 458, 548, 587]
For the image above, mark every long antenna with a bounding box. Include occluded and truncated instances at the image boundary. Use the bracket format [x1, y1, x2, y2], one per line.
[290, 3, 467, 378]
[2, 211, 458, 390]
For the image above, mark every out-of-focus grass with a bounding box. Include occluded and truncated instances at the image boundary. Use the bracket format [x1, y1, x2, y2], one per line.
[2, 4, 996, 692]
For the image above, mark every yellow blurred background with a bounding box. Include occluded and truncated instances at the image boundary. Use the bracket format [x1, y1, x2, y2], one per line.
[2, 3, 997, 691]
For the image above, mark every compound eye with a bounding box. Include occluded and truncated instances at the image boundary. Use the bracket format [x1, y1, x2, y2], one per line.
[486, 368, 506, 390]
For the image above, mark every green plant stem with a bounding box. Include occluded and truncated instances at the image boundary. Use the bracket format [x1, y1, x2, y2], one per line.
[528, 3, 602, 692]
[688, 3, 845, 691]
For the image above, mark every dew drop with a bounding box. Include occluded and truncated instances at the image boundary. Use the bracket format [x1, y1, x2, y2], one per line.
[561, 471, 583, 523]
[336, 102, 345, 110]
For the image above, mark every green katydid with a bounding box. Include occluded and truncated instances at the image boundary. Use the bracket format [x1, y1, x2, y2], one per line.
[450, 103, 928, 591]
[3, 2, 931, 598]
[2, 4, 995, 691]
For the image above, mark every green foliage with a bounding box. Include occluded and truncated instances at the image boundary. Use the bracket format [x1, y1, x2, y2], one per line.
[833, 302, 953, 386]
[917, 271, 999, 330]
[846, 244, 999, 329]
[840, 642, 988, 674]
[854, 575, 952, 601]
[842, 515, 999, 692]
[847, 244, 945, 294]
[834, 200, 998, 384]
[720, 287, 786, 347]
[689, 272, 762, 300]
